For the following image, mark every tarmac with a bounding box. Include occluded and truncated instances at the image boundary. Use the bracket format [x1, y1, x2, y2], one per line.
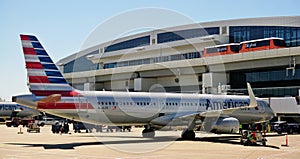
[0, 124, 300, 159]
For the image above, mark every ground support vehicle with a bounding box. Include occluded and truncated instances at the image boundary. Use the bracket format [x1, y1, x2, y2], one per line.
[73, 122, 102, 133]
[51, 122, 69, 134]
[37, 118, 57, 127]
[27, 122, 40, 133]
[273, 121, 300, 134]
[240, 130, 267, 146]
[5, 118, 21, 127]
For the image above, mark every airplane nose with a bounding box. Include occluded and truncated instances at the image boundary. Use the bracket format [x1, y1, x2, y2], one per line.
[266, 107, 275, 120]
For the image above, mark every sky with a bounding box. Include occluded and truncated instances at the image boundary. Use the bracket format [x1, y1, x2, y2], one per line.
[0, 0, 300, 101]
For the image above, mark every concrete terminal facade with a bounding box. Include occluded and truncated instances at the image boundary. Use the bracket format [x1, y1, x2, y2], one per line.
[57, 16, 300, 99]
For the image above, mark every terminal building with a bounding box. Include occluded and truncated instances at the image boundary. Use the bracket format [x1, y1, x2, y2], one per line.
[57, 16, 300, 100]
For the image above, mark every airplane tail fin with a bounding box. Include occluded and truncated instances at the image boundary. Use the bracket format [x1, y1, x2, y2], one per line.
[20, 34, 76, 97]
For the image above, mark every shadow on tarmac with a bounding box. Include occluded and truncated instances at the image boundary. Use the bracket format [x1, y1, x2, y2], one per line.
[6, 134, 281, 150]
[6, 136, 177, 149]
[7, 141, 103, 149]
[181, 135, 280, 149]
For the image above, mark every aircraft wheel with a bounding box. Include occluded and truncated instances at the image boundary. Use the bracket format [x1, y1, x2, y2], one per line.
[240, 137, 244, 144]
[262, 140, 266, 146]
[181, 130, 195, 140]
[142, 128, 155, 138]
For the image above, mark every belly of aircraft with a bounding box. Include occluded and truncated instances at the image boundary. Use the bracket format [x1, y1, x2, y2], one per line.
[43, 108, 157, 126]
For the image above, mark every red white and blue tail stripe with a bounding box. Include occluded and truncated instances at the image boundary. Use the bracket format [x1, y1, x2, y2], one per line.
[20, 34, 76, 97]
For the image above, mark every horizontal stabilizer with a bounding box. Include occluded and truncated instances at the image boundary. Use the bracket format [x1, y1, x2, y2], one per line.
[38, 94, 61, 103]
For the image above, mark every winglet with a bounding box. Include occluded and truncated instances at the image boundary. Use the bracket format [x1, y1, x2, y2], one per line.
[247, 83, 257, 108]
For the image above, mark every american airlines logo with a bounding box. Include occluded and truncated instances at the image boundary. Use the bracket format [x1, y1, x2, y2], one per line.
[205, 99, 249, 110]
[0, 105, 17, 110]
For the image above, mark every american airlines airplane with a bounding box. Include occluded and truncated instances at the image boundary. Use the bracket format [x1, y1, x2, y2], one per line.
[13, 34, 274, 139]
[0, 102, 40, 118]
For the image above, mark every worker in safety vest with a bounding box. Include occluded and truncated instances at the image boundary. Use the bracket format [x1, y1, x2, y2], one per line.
[239, 124, 243, 134]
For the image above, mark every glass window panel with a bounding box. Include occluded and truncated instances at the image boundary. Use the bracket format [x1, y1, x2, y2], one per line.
[277, 70, 285, 81]
[297, 29, 300, 45]
[63, 50, 99, 73]
[295, 69, 300, 79]
[230, 26, 300, 46]
[105, 36, 150, 52]
[270, 70, 279, 81]
[157, 27, 219, 43]
[260, 72, 269, 81]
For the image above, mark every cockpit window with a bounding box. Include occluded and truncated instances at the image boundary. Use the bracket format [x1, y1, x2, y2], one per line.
[258, 101, 270, 107]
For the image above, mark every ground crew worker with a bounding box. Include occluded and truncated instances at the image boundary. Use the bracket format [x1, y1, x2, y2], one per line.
[245, 131, 256, 146]
[239, 124, 243, 134]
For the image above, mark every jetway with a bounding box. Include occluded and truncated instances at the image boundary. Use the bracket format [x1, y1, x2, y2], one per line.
[262, 97, 300, 122]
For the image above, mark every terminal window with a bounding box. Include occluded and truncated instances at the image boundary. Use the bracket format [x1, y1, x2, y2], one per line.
[229, 26, 300, 47]
[104, 36, 150, 53]
[157, 27, 219, 43]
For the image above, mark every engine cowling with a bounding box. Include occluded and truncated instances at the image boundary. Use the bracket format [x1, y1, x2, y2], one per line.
[210, 117, 240, 134]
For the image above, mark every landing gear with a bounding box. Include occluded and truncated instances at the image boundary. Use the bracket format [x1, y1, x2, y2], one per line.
[181, 129, 195, 140]
[142, 128, 155, 138]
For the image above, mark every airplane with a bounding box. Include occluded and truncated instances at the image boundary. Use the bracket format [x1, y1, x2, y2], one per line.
[13, 34, 274, 139]
[0, 102, 40, 118]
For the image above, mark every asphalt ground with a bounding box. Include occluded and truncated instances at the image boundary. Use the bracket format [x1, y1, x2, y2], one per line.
[0, 125, 300, 159]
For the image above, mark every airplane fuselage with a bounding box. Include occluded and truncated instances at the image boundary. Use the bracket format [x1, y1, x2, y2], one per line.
[0, 102, 40, 118]
[34, 91, 274, 126]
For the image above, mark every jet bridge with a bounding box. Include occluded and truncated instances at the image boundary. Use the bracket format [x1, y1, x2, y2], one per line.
[262, 97, 300, 122]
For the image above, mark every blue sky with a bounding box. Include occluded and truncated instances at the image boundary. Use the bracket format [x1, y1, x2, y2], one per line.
[0, 0, 299, 101]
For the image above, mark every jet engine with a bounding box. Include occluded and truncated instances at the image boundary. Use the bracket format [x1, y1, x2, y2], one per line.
[202, 117, 240, 134]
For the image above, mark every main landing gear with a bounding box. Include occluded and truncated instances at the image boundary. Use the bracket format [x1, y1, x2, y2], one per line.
[181, 129, 195, 140]
[141, 124, 196, 140]
[142, 127, 155, 138]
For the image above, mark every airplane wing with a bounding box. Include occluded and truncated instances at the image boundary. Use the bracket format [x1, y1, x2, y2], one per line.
[150, 111, 202, 126]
